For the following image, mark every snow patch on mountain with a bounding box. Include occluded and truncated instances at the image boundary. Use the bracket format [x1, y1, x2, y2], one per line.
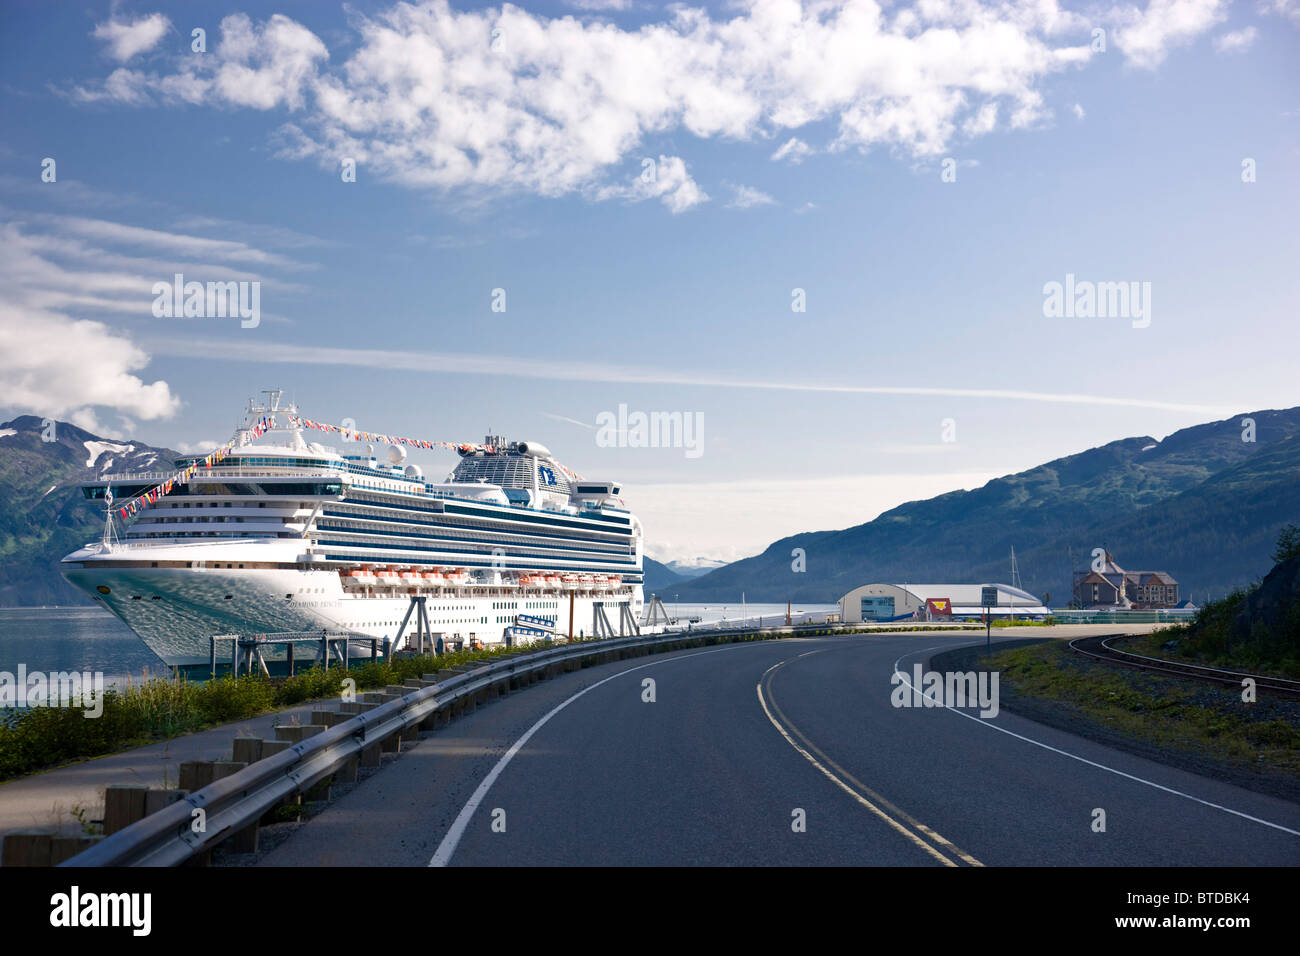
[84, 440, 133, 468]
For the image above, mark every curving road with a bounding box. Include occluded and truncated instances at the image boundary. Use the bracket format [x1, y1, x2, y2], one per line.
[257, 631, 1300, 867]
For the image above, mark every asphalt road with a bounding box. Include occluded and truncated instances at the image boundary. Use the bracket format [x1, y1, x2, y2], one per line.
[258, 632, 1300, 866]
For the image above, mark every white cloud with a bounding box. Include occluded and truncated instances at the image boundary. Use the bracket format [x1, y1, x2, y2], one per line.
[1259, 0, 1300, 24]
[0, 212, 316, 428]
[771, 137, 813, 164]
[726, 184, 776, 209]
[145, 334, 1242, 415]
[72, 1, 1119, 207]
[175, 439, 221, 454]
[590, 155, 708, 212]
[77, 14, 327, 110]
[92, 13, 171, 63]
[1213, 27, 1258, 53]
[1072, 102, 1086, 119]
[0, 302, 178, 425]
[565, 0, 634, 9]
[1110, 0, 1229, 69]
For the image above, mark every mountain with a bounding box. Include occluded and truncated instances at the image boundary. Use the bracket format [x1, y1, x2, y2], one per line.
[0, 416, 180, 606]
[642, 556, 685, 592]
[664, 559, 727, 579]
[673, 408, 1300, 605]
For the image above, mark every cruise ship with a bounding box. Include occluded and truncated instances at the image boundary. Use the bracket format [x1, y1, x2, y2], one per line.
[61, 393, 647, 669]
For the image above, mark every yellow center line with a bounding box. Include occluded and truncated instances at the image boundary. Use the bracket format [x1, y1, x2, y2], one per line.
[757, 646, 985, 867]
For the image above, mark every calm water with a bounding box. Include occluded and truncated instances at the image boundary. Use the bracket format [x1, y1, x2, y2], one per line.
[0, 606, 167, 684]
[662, 602, 836, 626]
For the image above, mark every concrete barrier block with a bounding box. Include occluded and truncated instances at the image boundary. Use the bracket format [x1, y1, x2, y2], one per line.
[211, 761, 247, 780]
[2, 829, 53, 867]
[51, 834, 103, 865]
[274, 724, 325, 744]
[144, 789, 188, 817]
[232, 737, 263, 765]
[179, 761, 215, 792]
[261, 739, 292, 758]
[103, 784, 148, 835]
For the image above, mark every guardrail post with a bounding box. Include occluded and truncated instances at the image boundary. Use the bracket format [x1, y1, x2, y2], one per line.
[337, 754, 360, 784]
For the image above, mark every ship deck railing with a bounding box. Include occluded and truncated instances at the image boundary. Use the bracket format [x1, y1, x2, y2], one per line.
[96, 467, 350, 483]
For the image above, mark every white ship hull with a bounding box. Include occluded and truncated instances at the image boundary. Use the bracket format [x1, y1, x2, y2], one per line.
[65, 556, 643, 667]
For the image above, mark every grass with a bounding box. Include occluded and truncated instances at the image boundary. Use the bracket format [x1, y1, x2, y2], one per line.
[982, 640, 1300, 782]
[1125, 590, 1300, 680]
[0, 642, 528, 782]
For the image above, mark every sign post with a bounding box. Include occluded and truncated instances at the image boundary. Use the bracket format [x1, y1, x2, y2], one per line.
[981, 586, 998, 654]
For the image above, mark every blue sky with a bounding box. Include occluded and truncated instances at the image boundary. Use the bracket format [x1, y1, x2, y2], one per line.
[1, 0, 1297, 563]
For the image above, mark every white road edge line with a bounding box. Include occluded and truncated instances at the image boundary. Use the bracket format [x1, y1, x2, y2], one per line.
[429, 642, 766, 866]
[894, 644, 1300, 838]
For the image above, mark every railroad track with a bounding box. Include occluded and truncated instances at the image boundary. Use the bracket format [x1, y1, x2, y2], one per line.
[1067, 634, 1300, 699]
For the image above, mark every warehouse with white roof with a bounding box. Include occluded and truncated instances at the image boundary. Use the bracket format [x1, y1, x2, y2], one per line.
[838, 582, 1050, 623]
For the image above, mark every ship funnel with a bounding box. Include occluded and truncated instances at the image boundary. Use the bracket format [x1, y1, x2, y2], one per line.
[517, 441, 552, 459]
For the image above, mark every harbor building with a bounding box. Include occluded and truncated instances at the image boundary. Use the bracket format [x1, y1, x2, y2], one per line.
[837, 582, 1050, 623]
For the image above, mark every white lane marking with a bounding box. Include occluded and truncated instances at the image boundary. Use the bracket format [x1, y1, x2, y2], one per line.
[430, 642, 773, 866]
[893, 645, 1300, 838]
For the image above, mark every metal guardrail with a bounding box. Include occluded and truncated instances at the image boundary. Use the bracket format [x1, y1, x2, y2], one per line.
[1050, 609, 1196, 624]
[61, 627, 778, 867]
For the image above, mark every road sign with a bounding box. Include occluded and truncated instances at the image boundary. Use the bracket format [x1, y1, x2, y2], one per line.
[981, 586, 997, 653]
[926, 598, 952, 617]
